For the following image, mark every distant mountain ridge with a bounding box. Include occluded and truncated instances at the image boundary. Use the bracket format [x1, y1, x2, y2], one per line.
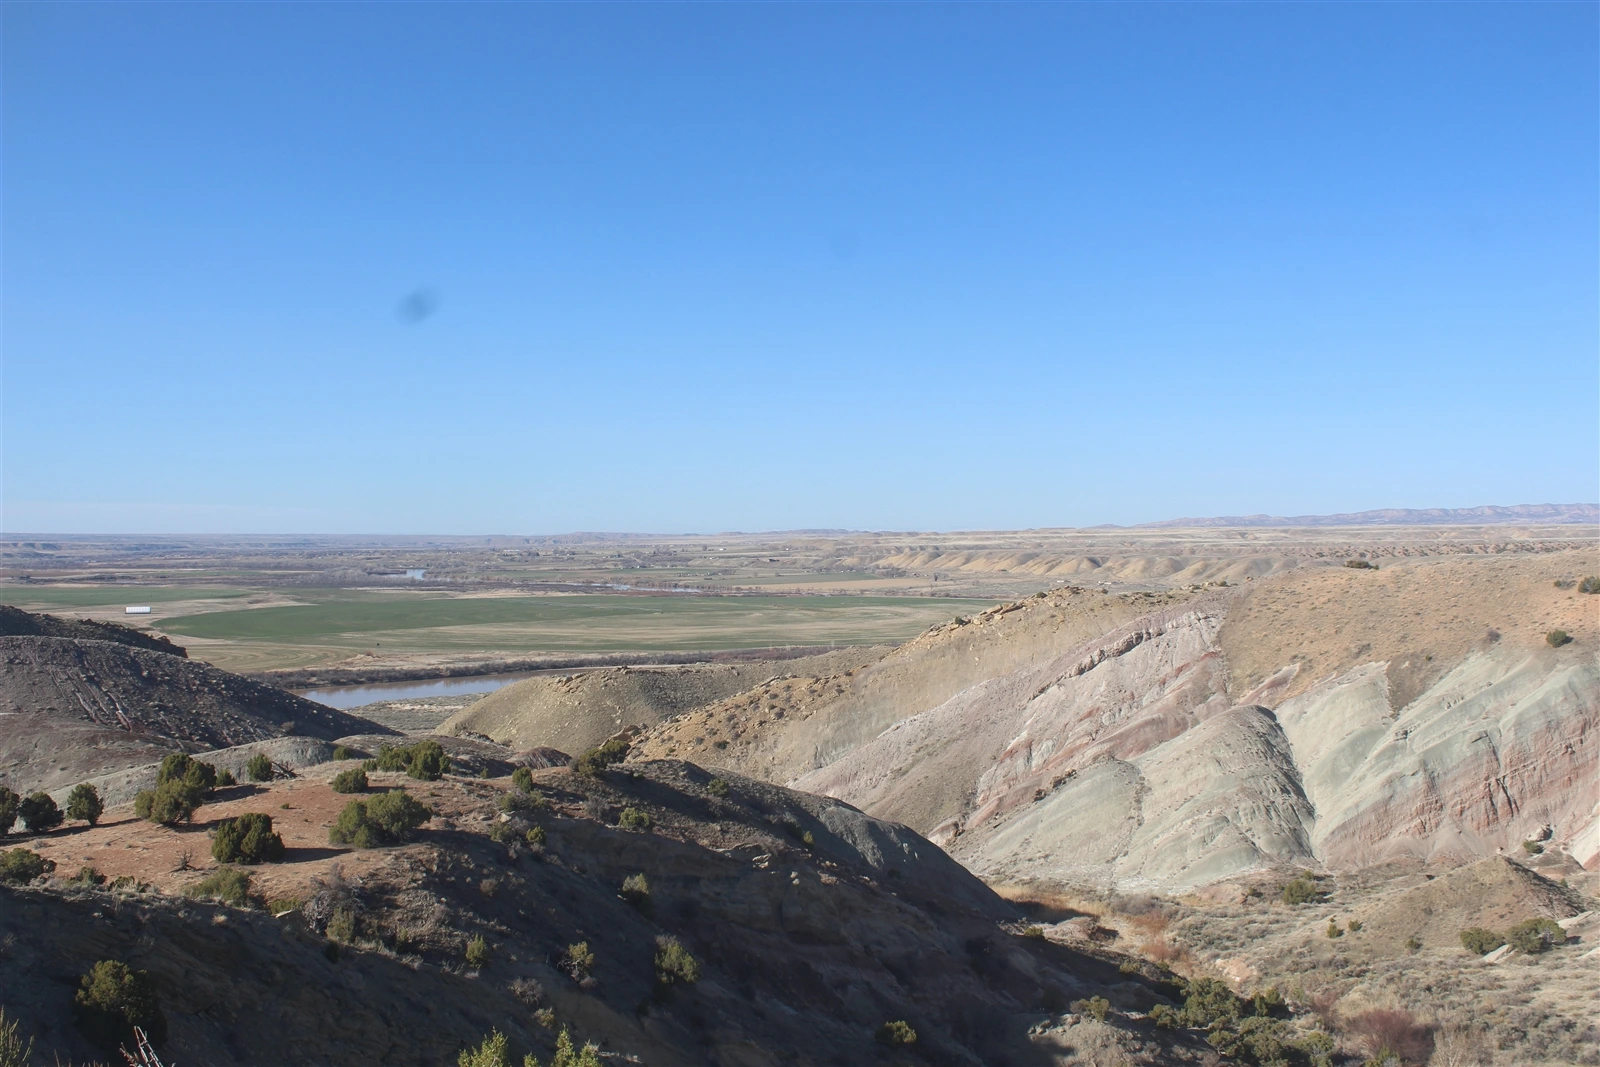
[1137, 503, 1597, 528]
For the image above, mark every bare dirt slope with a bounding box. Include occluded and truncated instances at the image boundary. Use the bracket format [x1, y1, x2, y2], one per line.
[3, 761, 1215, 1067]
[439, 647, 887, 756]
[0, 633, 392, 796]
[631, 551, 1598, 890]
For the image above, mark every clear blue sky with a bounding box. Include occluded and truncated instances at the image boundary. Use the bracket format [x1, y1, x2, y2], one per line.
[3, 3, 1595, 534]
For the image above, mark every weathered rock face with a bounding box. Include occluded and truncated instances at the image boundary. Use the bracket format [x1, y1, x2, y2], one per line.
[635, 553, 1598, 890]
[0, 635, 393, 794]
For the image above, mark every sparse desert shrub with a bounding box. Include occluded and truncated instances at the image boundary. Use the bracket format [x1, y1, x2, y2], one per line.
[1179, 977, 1243, 1028]
[375, 744, 410, 772]
[1404, 935, 1422, 954]
[706, 777, 730, 798]
[1546, 629, 1571, 647]
[406, 740, 449, 781]
[1505, 917, 1564, 954]
[331, 767, 368, 794]
[1070, 996, 1110, 1022]
[533, 1008, 556, 1030]
[215, 767, 237, 787]
[1148, 1003, 1180, 1029]
[0, 848, 55, 884]
[18, 792, 63, 834]
[1250, 986, 1283, 1016]
[458, 1028, 513, 1067]
[1326, 920, 1344, 938]
[188, 867, 251, 906]
[74, 960, 167, 1050]
[328, 790, 433, 847]
[245, 754, 274, 782]
[1580, 576, 1600, 594]
[1022, 925, 1046, 939]
[654, 935, 699, 985]
[332, 745, 353, 761]
[1296, 1028, 1336, 1067]
[621, 873, 650, 906]
[876, 1020, 917, 1046]
[325, 906, 357, 943]
[525, 825, 547, 846]
[544, 1028, 602, 1067]
[159, 753, 218, 793]
[211, 813, 285, 864]
[511, 767, 535, 793]
[489, 821, 516, 844]
[1459, 927, 1504, 955]
[510, 977, 545, 1007]
[0, 1005, 34, 1067]
[500, 790, 542, 814]
[466, 934, 490, 969]
[1346, 919, 1363, 933]
[66, 784, 104, 826]
[572, 739, 629, 777]
[1345, 559, 1374, 569]
[1345, 1008, 1433, 1066]
[1281, 875, 1321, 905]
[266, 897, 301, 915]
[135, 779, 203, 825]
[1522, 839, 1544, 854]
[0, 787, 18, 834]
[561, 941, 595, 981]
[71, 865, 106, 886]
[617, 807, 652, 831]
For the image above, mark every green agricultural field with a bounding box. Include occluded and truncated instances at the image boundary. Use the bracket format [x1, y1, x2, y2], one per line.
[0, 585, 248, 610]
[154, 590, 997, 667]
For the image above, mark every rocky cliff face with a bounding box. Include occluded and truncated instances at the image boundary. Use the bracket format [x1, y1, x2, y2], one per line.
[633, 551, 1598, 889]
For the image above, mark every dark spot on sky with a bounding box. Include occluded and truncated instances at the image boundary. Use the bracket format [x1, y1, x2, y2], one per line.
[397, 288, 439, 323]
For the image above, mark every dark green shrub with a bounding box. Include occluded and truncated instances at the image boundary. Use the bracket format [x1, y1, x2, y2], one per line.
[332, 745, 353, 761]
[331, 768, 368, 794]
[1344, 559, 1374, 569]
[375, 744, 410, 772]
[500, 790, 542, 814]
[654, 935, 700, 985]
[187, 867, 251, 906]
[1326, 921, 1343, 938]
[876, 1020, 917, 1046]
[1579, 576, 1600, 594]
[1250, 986, 1283, 1016]
[547, 1029, 602, 1067]
[74, 960, 166, 1050]
[406, 741, 449, 781]
[0, 848, 55, 883]
[1404, 935, 1422, 954]
[0, 787, 18, 834]
[158, 753, 217, 793]
[325, 906, 357, 943]
[706, 777, 730, 798]
[1148, 1003, 1180, 1029]
[1347, 919, 1363, 933]
[1071, 996, 1110, 1021]
[1296, 1029, 1336, 1067]
[572, 739, 629, 777]
[510, 766, 534, 793]
[18, 792, 63, 834]
[465, 935, 490, 969]
[458, 1029, 512, 1067]
[561, 941, 595, 980]
[215, 768, 237, 787]
[617, 807, 652, 831]
[328, 790, 433, 848]
[66, 784, 104, 826]
[525, 825, 546, 846]
[135, 779, 203, 825]
[621, 873, 650, 906]
[1179, 977, 1243, 1027]
[245, 754, 273, 782]
[1523, 839, 1544, 854]
[1505, 917, 1565, 954]
[71, 865, 106, 886]
[1281, 875, 1321, 905]
[1546, 629, 1570, 648]
[211, 813, 285, 864]
[1459, 927, 1504, 955]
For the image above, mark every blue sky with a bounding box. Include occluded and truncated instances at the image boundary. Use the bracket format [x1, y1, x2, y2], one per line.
[3, 3, 1595, 534]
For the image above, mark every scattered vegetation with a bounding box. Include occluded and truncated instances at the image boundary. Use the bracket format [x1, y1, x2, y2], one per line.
[332, 745, 353, 761]
[328, 790, 433, 848]
[876, 1020, 917, 1046]
[74, 960, 167, 1050]
[1281, 875, 1321, 905]
[0, 788, 17, 834]
[511, 766, 535, 792]
[1346, 919, 1362, 933]
[465, 934, 490, 969]
[1579, 576, 1600, 594]
[458, 1027, 602, 1067]
[1522, 838, 1544, 854]
[560, 941, 595, 981]
[654, 935, 700, 985]
[1458, 927, 1505, 955]
[1404, 935, 1422, 954]
[1071, 996, 1110, 1021]
[70, 865, 106, 886]
[374, 741, 451, 780]
[1344, 559, 1375, 569]
[246, 754, 274, 782]
[0, 1005, 34, 1067]
[617, 807, 652, 831]
[525, 825, 546, 846]
[211, 813, 286, 864]
[1545, 629, 1570, 647]
[65, 783, 104, 826]
[1022, 924, 1046, 939]
[331, 767, 369, 794]
[572, 739, 629, 777]
[188, 867, 251, 906]
[215, 767, 237, 787]
[706, 777, 730, 798]
[0, 848, 55, 884]
[18, 792, 63, 834]
[500, 789, 546, 814]
[620, 873, 650, 906]
[135, 780, 201, 825]
[1505, 917, 1565, 954]
[1326, 920, 1343, 939]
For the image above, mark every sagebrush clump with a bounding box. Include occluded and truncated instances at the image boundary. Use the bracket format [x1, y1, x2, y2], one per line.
[0, 848, 55, 884]
[331, 767, 369, 794]
[328, 790, 433, 848]
[188, 867, 251, 906]
[211, 813, 286, 864]
[1280, 875, 1321, 905]
[617, 807, 652, 831]
[572, 739, 629, 777]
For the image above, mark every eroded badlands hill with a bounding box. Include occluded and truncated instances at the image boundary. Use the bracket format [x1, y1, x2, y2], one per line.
[629, 552, 1597, 890]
